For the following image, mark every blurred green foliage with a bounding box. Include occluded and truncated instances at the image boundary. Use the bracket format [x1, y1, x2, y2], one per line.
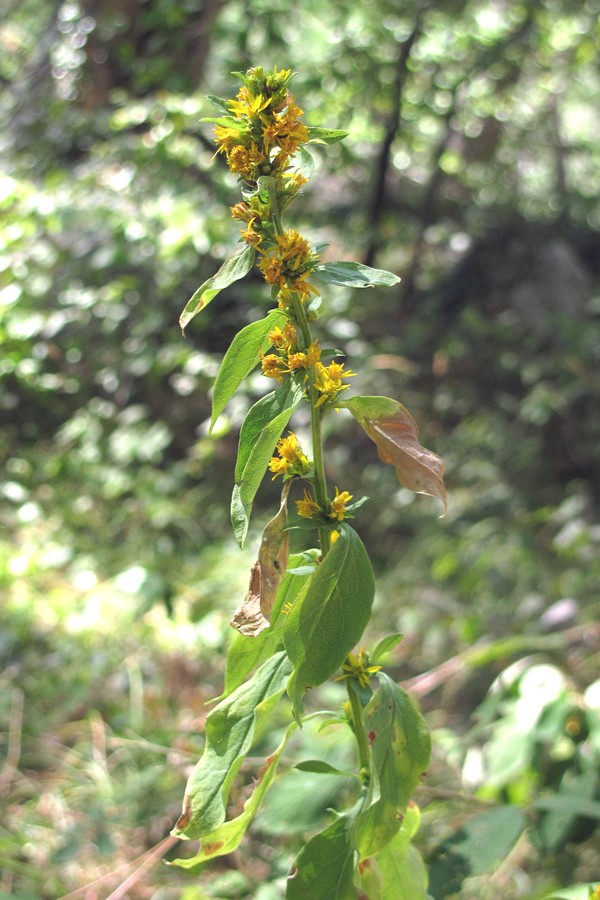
[1, 0, 600, 895]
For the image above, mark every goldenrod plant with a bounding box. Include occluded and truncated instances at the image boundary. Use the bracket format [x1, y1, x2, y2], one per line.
[171, 66, 447, 898]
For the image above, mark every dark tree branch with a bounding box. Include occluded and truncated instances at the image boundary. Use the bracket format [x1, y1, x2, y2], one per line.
[363, 14, 424, 268]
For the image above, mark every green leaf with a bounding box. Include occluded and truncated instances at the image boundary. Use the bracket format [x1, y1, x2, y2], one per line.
[427, 805, 526, 893]
[353, 673, 431, 858]
[284, 524, 375, 719]
[295, 145, 315, 179]
[359, 821, 430, 900]
[221, 552, 316, 698]
[314, 261, 400, 289]
[339, 396, 447, 513]
[205, 95, 232, 114]
[171, 651, 291, 840]
[306, 126, 349, 145]
[295, 759, 354, 777]
[232, 380, 303, 547]
[370, 632, 404, 665]
[171, 720, 298, 869]
[541, 886, 600, 900]
[179, 244, 255, 332]
[286, 806, 360, 900]
[199, 115, 246, 127]
[210, 310, 287, 431]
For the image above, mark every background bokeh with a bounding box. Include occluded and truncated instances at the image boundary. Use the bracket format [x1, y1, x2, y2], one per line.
[2, 1, 600, 897]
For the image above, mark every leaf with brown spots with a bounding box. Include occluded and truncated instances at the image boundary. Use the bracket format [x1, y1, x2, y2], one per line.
[340, 395, 447, 513]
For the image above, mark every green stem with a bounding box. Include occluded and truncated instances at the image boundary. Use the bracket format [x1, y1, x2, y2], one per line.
[291, 294, 331, 556]
[347, 681, 370, 780]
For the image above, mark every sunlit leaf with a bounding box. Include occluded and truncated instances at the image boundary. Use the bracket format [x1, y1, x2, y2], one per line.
[353, 673, 431, 858]
[205, 95, 232, 114]
[199, 115, 247, 127]
[170, 720, 298, 869]
[171, 651, 291, 840]
[314, 262, 400, 289]
[284, 524, 375, 720]
[210, 309, 287, 431]
[295, 145, 315, 179]
[179, 244, 255, 332]
[540, 886, 600, 900]
[306, 126, 349, 145]
[340, 396, 447, 513]
[370, 632, 404, 665]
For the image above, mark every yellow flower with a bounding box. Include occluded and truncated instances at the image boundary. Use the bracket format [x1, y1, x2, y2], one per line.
[286, 340, 321, 371]
[268, 323, 297, 351]
[296, 489, 321, 519]
[328, 487, 353, 522]
[268, 432, 311, 479]
[337, 648, 381, 690]
[228, 86, 271, 119]
[275, 229, 317, 271]
[260, 352, 287, 382]
[258, 254, 284, 287]
[313, 361, 356, 407]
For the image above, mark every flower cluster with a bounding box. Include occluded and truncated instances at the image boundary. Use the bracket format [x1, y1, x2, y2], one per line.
[314, 360, 356, 406]
[257, 229, 320, 303]
[337, 648, 382, 690]
[295, 486, 353, 523]
[268, 432, 311, 480]
[215, 66, 309, 184]
[214, 67, 320, 315]
[261, 321, 321, 383]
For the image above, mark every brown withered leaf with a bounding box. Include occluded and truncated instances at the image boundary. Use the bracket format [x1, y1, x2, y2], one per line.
[230, 480, 292, 636]
[342, 396, 447, 513]
[257, 478, 291, 620]
[230, 562, 268, 636]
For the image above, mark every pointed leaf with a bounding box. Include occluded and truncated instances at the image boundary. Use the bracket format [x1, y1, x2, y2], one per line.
[171, 720, 298, 869]
[171, 651, 291, 840]
[314, 262, 400, 289]
[340, 396, 447, 513]
[370, 632, 404, 665]
[353, 673, 431, 858]
[205, 95, 233, 114]
[232, 380, 303, 547]
[210, 310, 287, 430]
[295, 144, 315, 179]
[295, 759, 354, 777]
[286, 806, 360, 900]
[199, 115, 246, 127]
[307, 126, 349, 145]
[284, 524, 375, 719]
[180, 244, 255, 331]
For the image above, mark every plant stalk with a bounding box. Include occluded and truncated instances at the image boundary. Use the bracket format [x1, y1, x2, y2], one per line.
[346, 681, 371, 780]
[291, 293, 331, 556]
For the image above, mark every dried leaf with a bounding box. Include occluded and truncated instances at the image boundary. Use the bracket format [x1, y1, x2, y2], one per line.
[342, 396, 447, 513]
[257, 479, 292, 620]
[230, 481, 291, 636]
[231, 562, 268, 636]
